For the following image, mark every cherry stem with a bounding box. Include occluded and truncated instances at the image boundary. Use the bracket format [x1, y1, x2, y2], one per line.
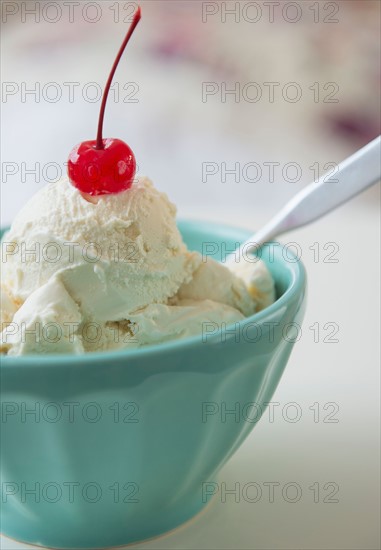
[95, 6, 141, 150]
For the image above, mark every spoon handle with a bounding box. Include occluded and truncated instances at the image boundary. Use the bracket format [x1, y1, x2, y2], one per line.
[235, 135, 380, 256]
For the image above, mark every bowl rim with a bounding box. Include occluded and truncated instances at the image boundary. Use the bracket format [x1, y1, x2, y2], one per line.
[0, 220, 306, 368]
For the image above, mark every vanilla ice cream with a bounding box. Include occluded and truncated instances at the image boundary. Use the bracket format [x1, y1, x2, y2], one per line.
[1, 276, 84, 356]
[1, 177, 200, 320]
[229, 257, 276, 311]
[176, 258, 258, 317]
[1, 177, 276, 356]
[0, 284, 20, 327]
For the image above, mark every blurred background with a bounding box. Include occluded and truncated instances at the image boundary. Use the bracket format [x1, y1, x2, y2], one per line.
[1, 1, 380, 549]
[1, 0, 380, 222]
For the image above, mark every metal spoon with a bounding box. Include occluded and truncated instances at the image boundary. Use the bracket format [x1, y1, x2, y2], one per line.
[229, 135, 380, 259]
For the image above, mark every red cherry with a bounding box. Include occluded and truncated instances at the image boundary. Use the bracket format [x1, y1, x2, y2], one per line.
[68, 138, 136, 195]
[68, 7, 141, 196]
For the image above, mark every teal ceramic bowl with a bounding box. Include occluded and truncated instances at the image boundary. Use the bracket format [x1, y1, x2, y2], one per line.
[0, 220, 306, 549]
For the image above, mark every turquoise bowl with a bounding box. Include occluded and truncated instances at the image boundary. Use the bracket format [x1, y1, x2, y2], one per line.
[0, 220, 306, 548]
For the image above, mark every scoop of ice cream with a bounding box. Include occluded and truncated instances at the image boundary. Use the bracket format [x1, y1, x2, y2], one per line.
[79, 299, 244, 353]
[1, 277, 84, 355]
[1, 177, 200, 321]
[122, 299, 245, 346]
[229, 257, 276, 311]
[1, 176, 276, 356]
[176, 257, 270, 317]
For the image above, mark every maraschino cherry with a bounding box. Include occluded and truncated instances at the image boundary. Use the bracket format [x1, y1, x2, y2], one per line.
[68, 7, 141, 196]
